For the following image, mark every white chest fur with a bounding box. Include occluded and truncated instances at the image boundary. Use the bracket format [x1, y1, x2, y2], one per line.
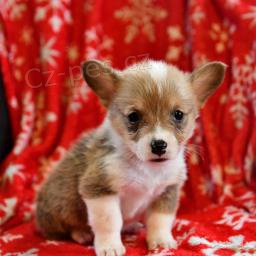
[118, 152, 186, 224]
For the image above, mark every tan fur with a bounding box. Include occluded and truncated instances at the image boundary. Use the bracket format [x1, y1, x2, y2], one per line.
[190, 61, 227, 106]
[150, 184, 180, 214]
[82, 60, 120, 107]
[110, 68, 198, 146]
[36, 59, 226, 255]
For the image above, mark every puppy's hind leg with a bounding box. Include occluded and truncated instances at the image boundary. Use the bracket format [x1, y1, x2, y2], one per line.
[35, 204, 68, 241]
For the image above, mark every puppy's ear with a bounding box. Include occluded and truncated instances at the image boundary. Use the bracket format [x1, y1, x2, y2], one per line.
[189, 62, 227, 107]
[82, 60, 120, 107]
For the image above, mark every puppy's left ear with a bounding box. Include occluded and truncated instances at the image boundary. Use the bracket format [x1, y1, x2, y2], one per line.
[82, 60, 121, 107]
[189, 62, 227, 107]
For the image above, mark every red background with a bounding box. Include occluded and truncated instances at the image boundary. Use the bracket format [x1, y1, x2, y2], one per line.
[0, 0, 256, 255]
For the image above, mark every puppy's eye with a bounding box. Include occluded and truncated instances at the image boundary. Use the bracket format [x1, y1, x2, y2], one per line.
[127, 111, 141, 124]
[172, 110, 184, 122]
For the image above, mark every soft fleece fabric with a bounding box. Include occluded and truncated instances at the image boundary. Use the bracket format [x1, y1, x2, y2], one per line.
[0, 0, 256, 255]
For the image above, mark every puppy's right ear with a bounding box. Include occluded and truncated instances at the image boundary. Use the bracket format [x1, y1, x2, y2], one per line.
[82, 60, 121, 107]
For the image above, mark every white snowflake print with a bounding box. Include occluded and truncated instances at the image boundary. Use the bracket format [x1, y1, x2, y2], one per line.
[5, 248, 39, 256]
[115, 0, 167, 44]
[21, 201, 35, 222]
[84, 0, 94, 12]
[84, 28, 113, 50]
[250, 89, 256, 117]
[0, 0, 27, 20]
[175, 219, 190, 232]
[189, 235, 256, 256]
[244, 144, 254, 184]
[218, 184, 234, 204]
[209, 23, 228, 53]
[198, 176, 214, 196]
[215, 206, 256, 230]
[3, 164, 25, 184]
[239, 191, 255, 201]
[0, 198, 17, 225]
[225, 0, 241, 8]
[68, 81, 90, 113]
[85, 27, 98, 42]
[21, 28, 33, 45]
[35, 0, 72, 32]
[174, 220, 196, 246]
[67, 45, 79, 62]
[40, 37, 60, 67]
[46, 111, 57, 123]
[236, 192, 256, 215]
[191, 6, 205, 24]
[224, 19, 237, 49]
[243, 200, 256, 215]
[224, 164, 240, 175]
[192, 52, 208, 67]
[222, 184, 233, 197]
[246, 42, 256, 116]
[10, 97, 18, 109]
[13, 92, 35, 155]
[219, 94, 227, 104]
[0, 233, 23, 243]
[166, 25, 185, 61]
[177, 227, 196, 246]
[84, 26, 114, 60]
[229, 43, 256, 129]
[167, 26, 183, 41]
[8, 44, 25, 81]
[166, 47, 182, 61]
[210, 165, 223, 186]
[101, 37, 114, 51]
[243, 6, 256, 28]
[229, 76, 248, 129]
[85, 46, 98, 59]
[41, 240, 63, 246]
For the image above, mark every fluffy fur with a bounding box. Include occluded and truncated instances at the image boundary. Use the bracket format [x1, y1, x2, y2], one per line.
[36, 59, 226, 256]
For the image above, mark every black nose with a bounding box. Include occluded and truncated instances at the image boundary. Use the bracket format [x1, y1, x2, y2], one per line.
[151, 139, 167, 156]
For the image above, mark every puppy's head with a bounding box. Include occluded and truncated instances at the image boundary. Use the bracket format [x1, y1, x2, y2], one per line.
[83, 60, 226, 164]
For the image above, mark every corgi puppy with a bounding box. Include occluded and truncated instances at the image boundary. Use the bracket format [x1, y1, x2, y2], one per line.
[36, 60, 226, 256]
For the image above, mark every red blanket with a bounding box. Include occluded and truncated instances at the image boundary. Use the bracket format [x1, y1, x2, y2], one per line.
[1, 1, 256, 255]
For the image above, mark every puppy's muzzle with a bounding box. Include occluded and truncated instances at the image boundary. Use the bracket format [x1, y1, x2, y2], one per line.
[151, 139, 167, 156]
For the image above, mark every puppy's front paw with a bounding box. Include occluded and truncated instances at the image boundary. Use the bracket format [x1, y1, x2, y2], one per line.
[95, 238, 126, 256]
[147, 233, 177, 250]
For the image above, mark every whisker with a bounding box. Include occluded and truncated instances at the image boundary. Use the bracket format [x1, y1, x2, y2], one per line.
[184, 144, 204, 162]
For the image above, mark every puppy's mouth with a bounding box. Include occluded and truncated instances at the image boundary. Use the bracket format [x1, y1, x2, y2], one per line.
[149, 158, 169, 163]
